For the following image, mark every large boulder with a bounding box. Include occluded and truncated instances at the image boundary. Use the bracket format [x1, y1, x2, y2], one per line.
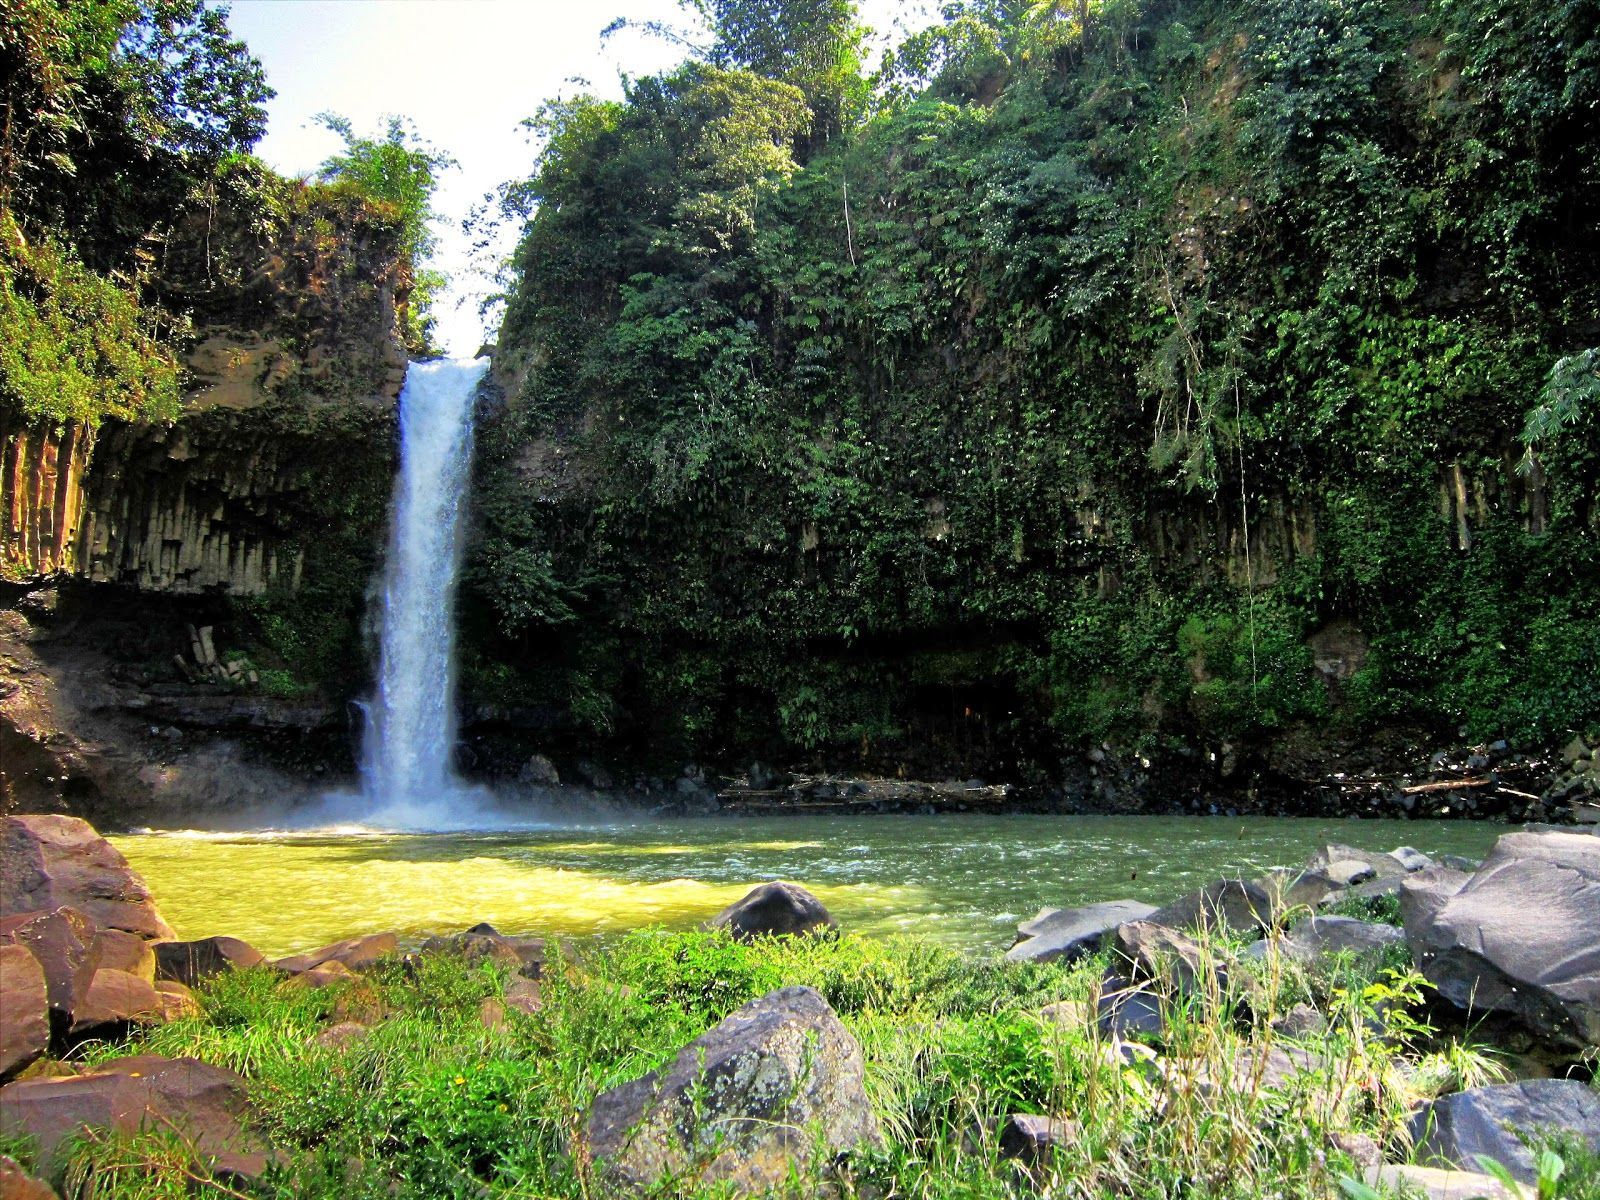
[0, 1055, 276, 1180]
[1112, 921, 1221, 993]
[68, 970, 164, 1038]
[583, 985, 879, 1195]
[0, 945, 49, 1081]
[0, 816, 172, 939]
[0, 909, 99, 1039]
[1006, 900, 1157, 965]
[91, 929, 155, 984]
[707, 883, 836, 941]
[1365, 1165, 1509, 1200]
[1410, 1079, 1600, 1184]
[419, 925, 545, 977]
[155, 936, 265, 988]
[1402, 831, 1600, 1047]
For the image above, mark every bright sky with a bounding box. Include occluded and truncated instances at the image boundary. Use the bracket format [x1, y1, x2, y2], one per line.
[230, 0, 935, 357]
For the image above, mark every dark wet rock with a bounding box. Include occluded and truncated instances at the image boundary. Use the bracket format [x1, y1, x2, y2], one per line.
[708, 882, 836, 941]
[1146, 878, 1277, 935]
[1410, 1079, 1600, 1184]
[155, 936, 266, 987]
[0, 1056, 276, 1180]
[1112, 921, 1221, 992]
[0, 945, 49, 1081]
[998, 1113, 1077, 1163]
[1007, 900, 1157, 965]
[0, 1155, 58, 1200]
[1245, 915, 1404, 964]
[0, 816, 173, 939]
[518, 754, 560, 786]
[275, 932, 397, 975]
[1402, 831, 1599, 1047]
[68, 969, 163, 1037]
[582, 985, 879, 1195]
[0, 909, 98, 1038]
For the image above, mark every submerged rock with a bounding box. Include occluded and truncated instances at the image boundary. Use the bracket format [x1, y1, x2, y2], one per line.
[1007, 900, 1156, 964]
[0, 816, 172, 939]
[582, 985, 879, 1195]
[0, 1055, 276, 1180]
[1409, 1079, 1600, 1183]
[0, 945, 49, 1081]
[708, 882, 836, 941]
[1402, 831, 1600, 1047]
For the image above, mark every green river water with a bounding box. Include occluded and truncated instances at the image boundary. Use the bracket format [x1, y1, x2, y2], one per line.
[110, 814, 1505, 958]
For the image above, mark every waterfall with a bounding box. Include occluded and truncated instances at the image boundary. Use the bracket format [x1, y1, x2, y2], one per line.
[359, 356, 489, 825]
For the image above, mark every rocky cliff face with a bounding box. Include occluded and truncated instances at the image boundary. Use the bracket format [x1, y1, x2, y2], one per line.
[2, 185, 409, 825]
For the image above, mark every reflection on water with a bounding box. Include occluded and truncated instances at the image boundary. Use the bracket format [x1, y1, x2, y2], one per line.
[112, 814, 1503, 958]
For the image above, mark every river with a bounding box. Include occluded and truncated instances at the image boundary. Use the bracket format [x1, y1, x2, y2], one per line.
[111, 813, 1503, 957]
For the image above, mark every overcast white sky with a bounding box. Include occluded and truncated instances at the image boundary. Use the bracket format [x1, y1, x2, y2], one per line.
[230, 0, 935, 356]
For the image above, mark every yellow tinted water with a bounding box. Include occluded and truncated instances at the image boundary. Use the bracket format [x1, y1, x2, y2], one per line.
[112, 814, 1503, 958]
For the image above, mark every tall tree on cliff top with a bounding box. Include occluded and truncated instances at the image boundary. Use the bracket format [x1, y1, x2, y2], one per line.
[316, 113, 456, 353]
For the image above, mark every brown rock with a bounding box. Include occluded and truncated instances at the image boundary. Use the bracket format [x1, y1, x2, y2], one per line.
[0, 816, 172, 939]
[0, 1055, 275, 1180]
[90, 930, 154, 985]
[68, 970, 163, 1037]
[0, 946, 49, 1081]
[153, 980, 201, 1022]
[154, 936, 264, 987]
[503, 977, 542, 1016]
[0, 909, 99, 1037]
[0, 1154, 58, 1200]
[279, 960, 357, 990]
[275, 932, 396, 975]
[1146, 878, 1278, 935]
[418, 930, 522, 971]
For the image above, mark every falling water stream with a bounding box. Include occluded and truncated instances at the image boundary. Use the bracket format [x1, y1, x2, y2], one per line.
[357, 357, 489, 827]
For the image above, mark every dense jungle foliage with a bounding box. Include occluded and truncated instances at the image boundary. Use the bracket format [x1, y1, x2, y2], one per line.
[474, 0, 1600, 780]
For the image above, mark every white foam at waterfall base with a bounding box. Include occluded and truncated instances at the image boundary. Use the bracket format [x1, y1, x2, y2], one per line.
[306, 357, 513, 832]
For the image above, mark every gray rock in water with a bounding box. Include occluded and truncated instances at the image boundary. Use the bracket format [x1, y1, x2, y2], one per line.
[582, 985, 880, 1195]
[1410, 1079, 1600, 1184]
[1007, 900, 1157, 964]
[708, 882, 835, 941]
[1246, 915, 1404, 964]
[1402, 831, 1600, 1047]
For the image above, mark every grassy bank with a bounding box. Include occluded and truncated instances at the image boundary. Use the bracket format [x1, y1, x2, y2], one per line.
[5, 919, 1595, 1199]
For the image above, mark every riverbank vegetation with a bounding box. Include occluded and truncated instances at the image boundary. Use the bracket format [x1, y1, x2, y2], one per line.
[474, 0, 1600, 781]
[7, 920, 1593, 1199]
